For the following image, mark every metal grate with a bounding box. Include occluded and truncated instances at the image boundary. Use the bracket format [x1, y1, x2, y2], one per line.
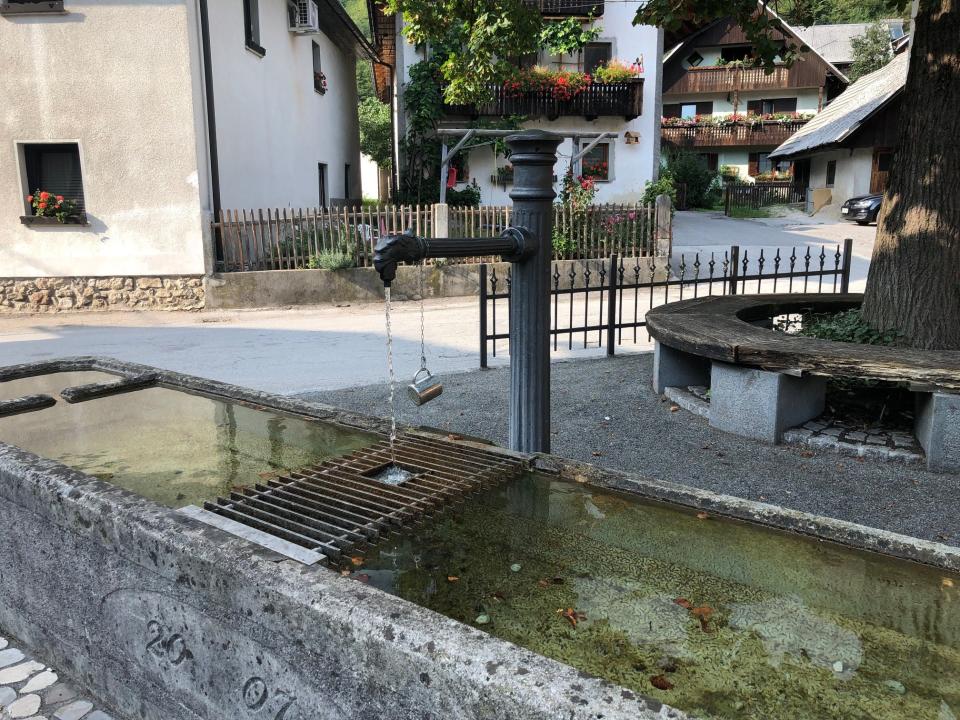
[181, 436, 524, 566]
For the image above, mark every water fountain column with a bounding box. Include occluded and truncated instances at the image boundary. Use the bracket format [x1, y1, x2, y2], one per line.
[506, 131, 562, 454]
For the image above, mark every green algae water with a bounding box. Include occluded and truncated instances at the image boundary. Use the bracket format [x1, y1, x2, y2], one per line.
[0, 371, 372, 507]
[359, 475, 960, 720]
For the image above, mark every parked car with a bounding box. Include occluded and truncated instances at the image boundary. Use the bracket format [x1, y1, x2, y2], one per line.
[841, 193, 883, 225]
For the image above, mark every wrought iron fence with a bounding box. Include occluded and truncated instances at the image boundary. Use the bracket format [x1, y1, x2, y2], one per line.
[478, 239, 854, 367]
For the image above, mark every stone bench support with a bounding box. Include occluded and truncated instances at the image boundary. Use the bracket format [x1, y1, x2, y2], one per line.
[652, 341, 710, 394]
[709, 362, 827, 444]
[915, 392, 960, 473]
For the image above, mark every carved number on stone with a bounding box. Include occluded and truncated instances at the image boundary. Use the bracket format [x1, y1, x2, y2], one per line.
[145, 620, 192, 666]
[243, 677, 298, 720]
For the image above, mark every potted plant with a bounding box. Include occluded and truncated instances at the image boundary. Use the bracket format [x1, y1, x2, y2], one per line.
[22, 190, 83, 225]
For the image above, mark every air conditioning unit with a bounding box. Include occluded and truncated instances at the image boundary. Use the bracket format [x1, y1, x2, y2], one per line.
[289, 0, 320, 33]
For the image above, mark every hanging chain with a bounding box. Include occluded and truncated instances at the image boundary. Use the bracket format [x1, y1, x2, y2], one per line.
[418, 260, 428, 372]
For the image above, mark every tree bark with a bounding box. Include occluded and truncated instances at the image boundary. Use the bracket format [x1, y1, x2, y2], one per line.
[860, 0, 960, 350]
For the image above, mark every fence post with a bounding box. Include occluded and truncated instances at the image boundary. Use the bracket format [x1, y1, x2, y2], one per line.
[655, 194, 672, 257]
[432, 202, 449, 239]
[840, 237, 853, 294]
[606, 254, 618, 356]
[479, 263, 488, 369]
[728, 245, 740, 295]
[724, 185, 731, 216]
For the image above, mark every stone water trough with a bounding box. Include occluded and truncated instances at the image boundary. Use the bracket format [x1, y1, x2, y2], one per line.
[1, 358, 959, 720]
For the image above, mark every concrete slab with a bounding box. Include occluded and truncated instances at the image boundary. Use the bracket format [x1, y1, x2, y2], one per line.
[710, 361, 825, 443]
[916, 392, 960, 473]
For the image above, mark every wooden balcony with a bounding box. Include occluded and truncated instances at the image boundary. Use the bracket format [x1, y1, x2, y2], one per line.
[446, 79, 643, 120]
[661, 120, 809, 148]
[524, 0, 603, 16]
[663, 65, 826, 95]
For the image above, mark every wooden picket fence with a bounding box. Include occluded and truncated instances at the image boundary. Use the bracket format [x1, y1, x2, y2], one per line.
[449, 202, 657, 261]
[214, 202, 660, 272]
[213, 205, 433, 272]
[724, 182, 806, 215]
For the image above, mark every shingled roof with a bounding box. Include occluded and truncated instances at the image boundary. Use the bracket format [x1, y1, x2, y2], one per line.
[769, 52, 908, 159]
[796, 20, 904, 67]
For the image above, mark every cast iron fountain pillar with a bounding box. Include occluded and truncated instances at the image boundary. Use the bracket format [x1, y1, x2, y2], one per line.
[505, 131, 561, 454]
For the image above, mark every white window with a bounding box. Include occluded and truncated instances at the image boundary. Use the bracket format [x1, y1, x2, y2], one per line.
[681, 103, 698, 119]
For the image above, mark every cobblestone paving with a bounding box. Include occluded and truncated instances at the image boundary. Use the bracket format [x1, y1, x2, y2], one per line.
[0, 635, 114, 720]
[783, 418, 923, 464]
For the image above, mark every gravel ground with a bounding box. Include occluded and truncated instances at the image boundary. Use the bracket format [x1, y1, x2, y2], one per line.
[299, 352, 960, 547]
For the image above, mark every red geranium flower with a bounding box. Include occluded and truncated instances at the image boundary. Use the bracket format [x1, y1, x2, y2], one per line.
[38, 201, 48, 209]
[27, 195, 33, 203]
[39, 191, 51, 200]
[55, 195, 64, 202]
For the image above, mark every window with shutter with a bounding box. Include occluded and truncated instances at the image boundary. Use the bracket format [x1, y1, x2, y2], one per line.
[772, 97, 797, 113]
[24, 143, 85, 212]
[662, 103, 682, 118]
[695, 101, 713, 116]
[581, 143, 610, 181]
[746, 100, 762, 116]
[583, 43, 612, 75]
[0, 1, 64, 15]
[748, 152, 759, 176]
[243, 0, 265, 56]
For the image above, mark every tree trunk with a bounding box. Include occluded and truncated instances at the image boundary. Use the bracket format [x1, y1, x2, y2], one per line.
[860, 0, 960, 350]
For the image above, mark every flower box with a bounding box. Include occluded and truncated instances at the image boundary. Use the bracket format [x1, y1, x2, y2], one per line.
[20, 214, 89, 227]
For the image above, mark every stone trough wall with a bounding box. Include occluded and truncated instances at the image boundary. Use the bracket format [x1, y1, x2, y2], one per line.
[0, 277, 205, 312]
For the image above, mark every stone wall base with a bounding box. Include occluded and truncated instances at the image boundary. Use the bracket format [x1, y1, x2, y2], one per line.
[0, 276, 205, 312]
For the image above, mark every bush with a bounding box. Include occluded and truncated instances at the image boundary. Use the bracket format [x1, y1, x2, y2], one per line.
[308, 247, 355, 271]
[795, 308, 899, 346]
[663, 150, 720, 208]
[552, 227, 575, 255]
[641, 176, 676, 206]
[447, 183, 481, 207]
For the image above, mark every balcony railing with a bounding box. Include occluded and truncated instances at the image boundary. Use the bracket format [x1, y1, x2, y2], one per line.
[446, 79, 643, 120]
[661, 119, 809, 148]
[523, 0, 603, 15]
[663, 64, 828, 95]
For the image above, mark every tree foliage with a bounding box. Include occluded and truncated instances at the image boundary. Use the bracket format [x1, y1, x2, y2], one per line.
[359, 97, 393, 168]
[848, 21, 894, 81]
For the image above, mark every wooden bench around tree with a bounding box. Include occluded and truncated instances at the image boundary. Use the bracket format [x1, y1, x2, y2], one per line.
[647, 294, 960, 472]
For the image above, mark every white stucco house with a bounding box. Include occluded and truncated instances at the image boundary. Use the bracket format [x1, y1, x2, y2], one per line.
[769, 51, 907, 213]
[384, 0, 663, 205]
[0, 0, 374, 311]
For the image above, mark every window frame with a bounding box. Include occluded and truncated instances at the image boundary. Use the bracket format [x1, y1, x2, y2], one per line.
[580, 142, 611, 182]
[312, 41, 325, 94]
[243, 0, 265, 57]
[344, 163, 351, 198]
[583, 42, 612, 75]
[825, 159, 837, 188]
[17, 141, 88, 224]
[318, 163, 328, 206]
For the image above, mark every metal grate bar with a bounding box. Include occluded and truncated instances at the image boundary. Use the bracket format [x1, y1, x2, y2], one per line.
[197, 436, 525, 564]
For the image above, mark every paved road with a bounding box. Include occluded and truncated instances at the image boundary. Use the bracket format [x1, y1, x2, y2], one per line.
[0, 214, 875, 394]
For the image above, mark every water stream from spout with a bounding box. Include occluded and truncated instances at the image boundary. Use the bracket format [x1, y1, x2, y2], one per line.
[384, 286, 397, 464]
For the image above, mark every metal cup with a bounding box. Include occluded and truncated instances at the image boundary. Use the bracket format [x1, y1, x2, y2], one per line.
[407, 368, 443, 406]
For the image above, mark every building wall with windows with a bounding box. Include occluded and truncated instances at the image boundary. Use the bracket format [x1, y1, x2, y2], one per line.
[207, 0, 362, 209]
[394, 2, 663, 205]
[809, 147, 873, 208]
[0, 0, 211, 279]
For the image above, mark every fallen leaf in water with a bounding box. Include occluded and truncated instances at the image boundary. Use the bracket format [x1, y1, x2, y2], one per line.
[696, 512, 709, 520]
[537, 579, 551, 588]
[557, 608, 586, 628]
[354, 573, 370, 583]
[799, 450, 815, 458]
[475, 614, 490, 625]
[673, 598, 693, 609]
[691, 605, 713, 620]
[447, 434, 464, 441]
[650, 675, 674, 690]
[510, 563, 522, 573]
[447, 576, 460, 583]
[491, 591, 505, 601]
[350, 556, 364, 566]
[943, 578, 955, 588]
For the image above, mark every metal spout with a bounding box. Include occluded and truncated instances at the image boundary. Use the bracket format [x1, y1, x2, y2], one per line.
[373, 227, 535, 287]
